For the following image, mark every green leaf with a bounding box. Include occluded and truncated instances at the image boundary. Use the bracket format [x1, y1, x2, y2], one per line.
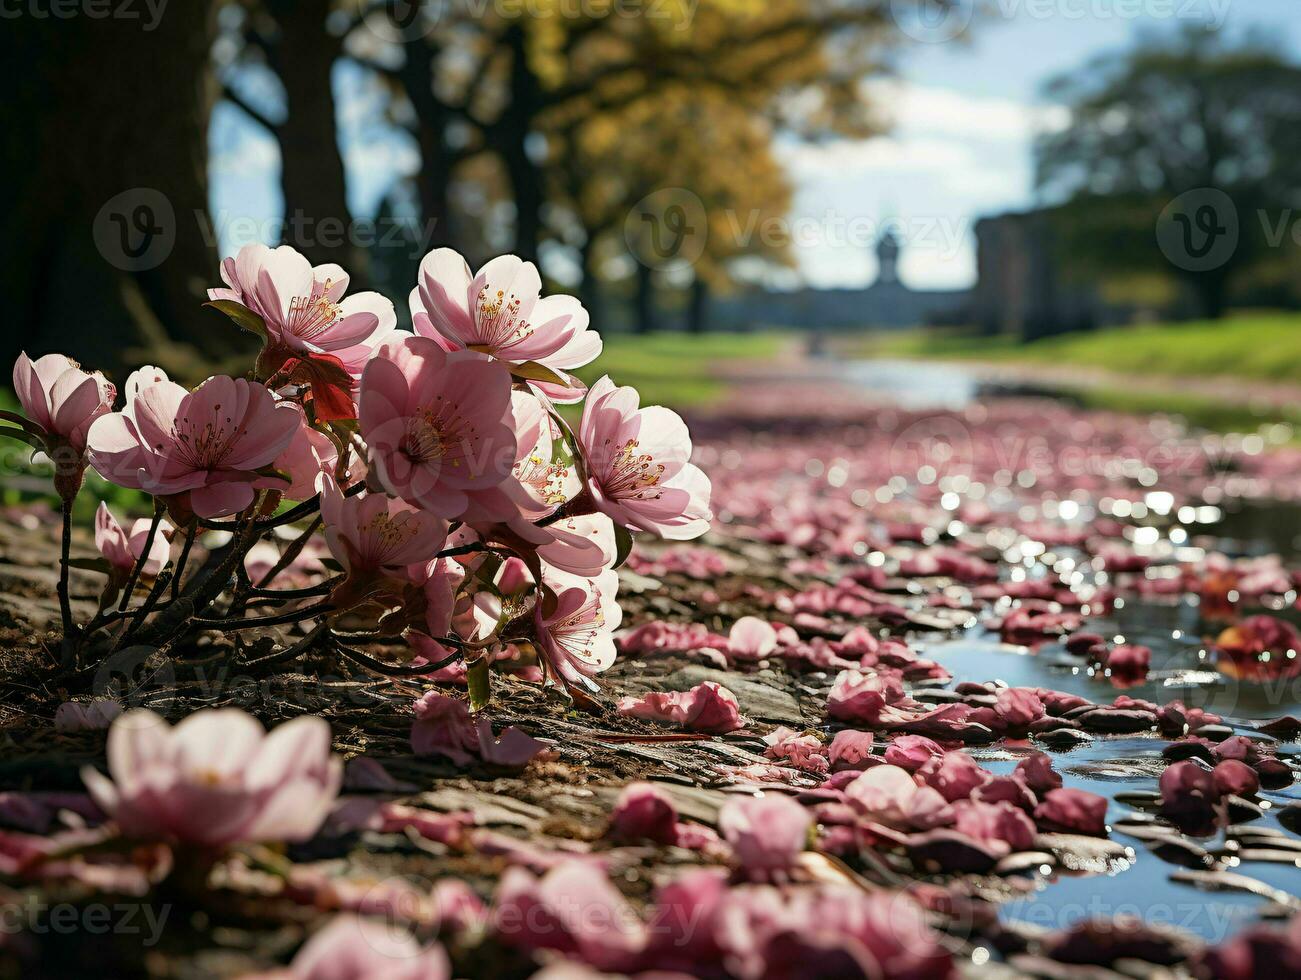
[613, 524, 635, 569]
[509, 361, 569, 387]
[205, 300, 269, 342]
[0, 425, 45, 451]
[466, 656, 492, 712]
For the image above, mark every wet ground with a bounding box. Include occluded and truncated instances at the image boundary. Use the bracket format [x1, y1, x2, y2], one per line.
[2, 353, 1299, 975]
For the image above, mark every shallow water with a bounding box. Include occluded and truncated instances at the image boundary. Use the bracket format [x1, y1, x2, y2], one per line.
[917, 515, 1301, 942]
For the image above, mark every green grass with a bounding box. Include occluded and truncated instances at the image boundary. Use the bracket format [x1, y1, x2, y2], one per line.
[573, 330, 793, 409]
[853, 312, 1301, 383]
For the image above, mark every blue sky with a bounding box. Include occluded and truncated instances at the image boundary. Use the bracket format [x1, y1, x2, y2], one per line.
[210, 1, 1301, 293]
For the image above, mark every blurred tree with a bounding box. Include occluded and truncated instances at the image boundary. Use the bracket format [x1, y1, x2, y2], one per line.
[0, 1, 245, 379]
[558, 90, 795, 334]
[218, 0, 361, 273]
[1037, 28, 1301, 319]
[347, 0, 906, 268]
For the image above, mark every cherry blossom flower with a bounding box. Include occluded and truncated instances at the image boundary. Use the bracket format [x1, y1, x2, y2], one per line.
[411, 248, 601, 402]
[616, 680, 744, 733]
[579, 376, 712, 540]
[80, 708, 342, 848]
[208, 243, 396, 383]
[54, 699, 123, 733]
[409, 692, 549, 770]
[1034, 787, 1108, 835]
[728, 616, 778, 661]
[534, 567, 621, 694]
[11, 351, 116, 452]
[493, 861, 646, 970]
[273, 406, 340, 501]
[358, 336, 517, 519]
[319, 477, 446, 602]
[272, 914, 450, 980]
[609, 782, 679, 845]
[718, 794, 811, 879]
[9, 352, 116, 496]
[94, 502, 172, 579]
[845, 765, 946, 829]
[87, 371, 300, 518]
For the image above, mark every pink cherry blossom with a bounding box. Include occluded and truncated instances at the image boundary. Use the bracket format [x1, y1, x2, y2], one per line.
[86, 371, 301, 518]
[409, 692, 549, 770]
[319, 477, 446, 601]
[845, 765, 947, 829]
[80, 708, 341, 847]
[534, 567, 621, 694]
[54, 699, 123, 733]
[718, 794, 811, 879]
[273, 406, 341, 501]
[579, 375, 712, 540]
[1034, 787, 1109, 835]
[609, 782, 679, 844]
[208, 243, 396, 381]
[728, 616, 778, 661]
[493, 861, 646, 970]
[94, 502, 172, 579]
[358, 336, 517, 519]
[411, 248, 601, 403]
[9, 352, 116, 497]
[276, 914, 450, 980]
[1014, 751, 1062, 794]
[616, 680, 744, 733]
[11, 351, 115, 455]
[828, 730, 876, 771]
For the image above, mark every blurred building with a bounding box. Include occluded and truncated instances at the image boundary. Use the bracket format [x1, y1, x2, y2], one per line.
[711, 230, 972, 331]
[971, 207, 1110, 340]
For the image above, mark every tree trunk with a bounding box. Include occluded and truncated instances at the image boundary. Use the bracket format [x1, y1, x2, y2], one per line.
[1188, 271, 1227, 320]
[579, 232, 605, 329]
[401, 37, 453, 252]
[687, 277, 710, 334]
[265, 0, 358, 275]
[499, 24, 544, 266]
[634, 264, 657, 335]
[0, 1, 236, 382]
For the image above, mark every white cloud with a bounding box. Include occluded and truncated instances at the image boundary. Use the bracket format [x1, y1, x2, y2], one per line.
[866, 79, 1069, 142]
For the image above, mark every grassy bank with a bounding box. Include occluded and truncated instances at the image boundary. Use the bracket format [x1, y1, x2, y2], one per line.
[853, 312, 1301, 383]
[573, 330, 793, 408]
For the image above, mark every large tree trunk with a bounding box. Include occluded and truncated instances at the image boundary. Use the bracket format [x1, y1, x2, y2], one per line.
[401, 36, 454, 252]
[499, 24, 544, 266]
[687, 277, 710, 334]
[634, 264, 658, 335]
[265, 0, 358, 275]
[1187, 270, 1227, 320]
[578, 232, 605, 330]
[0, 1, 238, 381]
